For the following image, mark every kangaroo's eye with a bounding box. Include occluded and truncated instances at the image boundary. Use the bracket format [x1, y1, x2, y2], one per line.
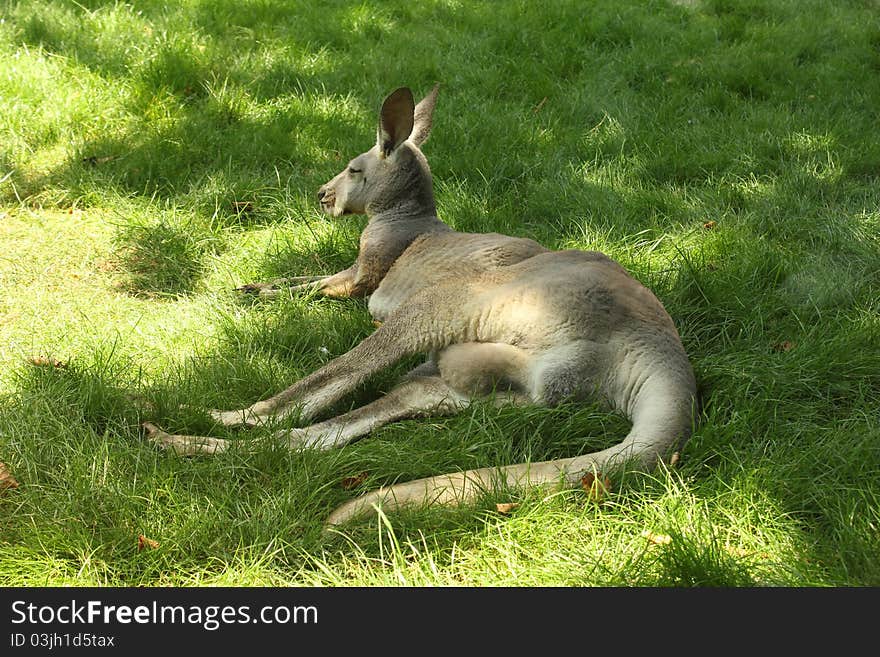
[348, 167, 362, 175]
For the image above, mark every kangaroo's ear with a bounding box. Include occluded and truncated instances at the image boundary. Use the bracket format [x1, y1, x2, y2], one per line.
[377, 87, 415, 158]
[411, 83, 440, 148]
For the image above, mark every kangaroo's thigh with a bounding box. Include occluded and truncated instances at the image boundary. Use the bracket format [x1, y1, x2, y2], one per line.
[436, 342, 535, 399]
[528, 340, 609, 406]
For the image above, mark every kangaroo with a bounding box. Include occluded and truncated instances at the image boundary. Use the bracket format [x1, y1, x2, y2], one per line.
[143, 85, 697, 529]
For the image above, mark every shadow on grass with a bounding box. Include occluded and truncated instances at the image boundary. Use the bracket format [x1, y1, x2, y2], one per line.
[7, 0, 424, 214]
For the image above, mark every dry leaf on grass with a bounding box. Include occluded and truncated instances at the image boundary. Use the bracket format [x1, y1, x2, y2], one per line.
[641, 530, 672, 545]
[27, 356, 66, 369]
[580, 472, 612, 502]
[0, 462, 20, 490]
[702, 220, 718, 230]
[495, 502, 519, 514]
[137, 535, 160, 551]
[772, 341, 795, 352]
[340, 472, 369, 490]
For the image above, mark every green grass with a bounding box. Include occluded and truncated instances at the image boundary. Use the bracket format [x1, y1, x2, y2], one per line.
[1, 0, 878, 586]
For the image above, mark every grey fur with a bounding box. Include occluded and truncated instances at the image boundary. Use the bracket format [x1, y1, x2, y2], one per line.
[144, 85, 697, 529]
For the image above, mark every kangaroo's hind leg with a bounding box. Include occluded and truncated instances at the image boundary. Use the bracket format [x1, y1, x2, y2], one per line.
[143, 350, 527, 457]
[283, 341, 535, 450]
[283, 372, 468, 450]
[141, 374, 462, 456]
[142, 422, 233, 456]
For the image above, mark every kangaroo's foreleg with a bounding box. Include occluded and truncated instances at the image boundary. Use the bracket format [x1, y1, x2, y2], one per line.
[236, 265, 358, 299]
[235, 275, 325, 297]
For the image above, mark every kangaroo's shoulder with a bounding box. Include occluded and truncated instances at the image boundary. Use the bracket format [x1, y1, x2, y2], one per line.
[404, 230, 548, 266]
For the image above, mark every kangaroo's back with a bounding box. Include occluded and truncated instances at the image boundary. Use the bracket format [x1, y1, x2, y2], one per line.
[368, 230, 548, 321]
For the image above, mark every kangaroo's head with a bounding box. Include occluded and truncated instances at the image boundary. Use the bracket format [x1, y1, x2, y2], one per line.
[318, 85, 439, 218]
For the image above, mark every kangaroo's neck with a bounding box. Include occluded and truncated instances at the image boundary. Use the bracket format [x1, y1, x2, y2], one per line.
[364, 155, 452, 243]
[366, 204, 451, 233]
[364, 146, 442, 219]
[352, 207, 450, 297]
[360, 207, 450, 266]
[354, 147, 452, 291]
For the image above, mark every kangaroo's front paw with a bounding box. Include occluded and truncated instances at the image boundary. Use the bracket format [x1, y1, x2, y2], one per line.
[235, 281, 282, 298]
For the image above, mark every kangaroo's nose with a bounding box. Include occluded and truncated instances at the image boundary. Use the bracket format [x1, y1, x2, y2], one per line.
[317, 188, 326, 201]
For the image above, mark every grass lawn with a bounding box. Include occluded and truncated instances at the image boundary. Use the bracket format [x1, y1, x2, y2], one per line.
[0, 0, 878, 586]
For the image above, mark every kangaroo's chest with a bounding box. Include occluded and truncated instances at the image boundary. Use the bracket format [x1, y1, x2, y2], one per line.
[367, 253, 457, 322]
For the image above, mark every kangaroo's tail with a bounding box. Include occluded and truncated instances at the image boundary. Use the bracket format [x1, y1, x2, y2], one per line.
[324, 374, 696, 530]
